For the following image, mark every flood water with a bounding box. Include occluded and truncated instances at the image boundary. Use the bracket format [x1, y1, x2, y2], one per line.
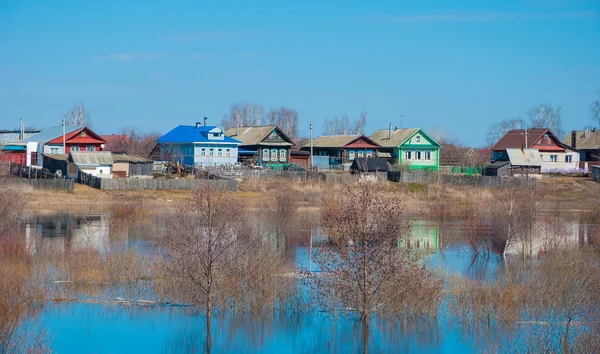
[18, 212, 596, 353]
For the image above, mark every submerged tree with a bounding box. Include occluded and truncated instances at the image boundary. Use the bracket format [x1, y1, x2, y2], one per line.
[311, 182, 442, 353]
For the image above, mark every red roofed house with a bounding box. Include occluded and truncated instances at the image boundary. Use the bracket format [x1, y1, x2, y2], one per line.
[1, 125, 106, 167]
[491, 128, 579, 172]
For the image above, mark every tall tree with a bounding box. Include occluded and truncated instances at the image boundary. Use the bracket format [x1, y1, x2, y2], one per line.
[591, 91, 600, 125]
[486, 118, 525, 146]
[104, 127, 160, 157]
[527, 103, 564, 139]
[323, 111, 368, 135]
[267, 107, 298, 139]
[221, 102, 265, 129]
[63, 102, 91, 127]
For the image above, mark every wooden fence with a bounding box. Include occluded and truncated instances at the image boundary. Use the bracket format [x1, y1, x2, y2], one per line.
[78, 170, 102, 189]
[7, 178, 74, 191]
[8, 161, 61, 179]
[387, 170, 537, 189]
[100, 178, 238, 191]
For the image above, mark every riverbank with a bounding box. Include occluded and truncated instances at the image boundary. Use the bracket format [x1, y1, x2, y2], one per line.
[22, 176, 600, 214]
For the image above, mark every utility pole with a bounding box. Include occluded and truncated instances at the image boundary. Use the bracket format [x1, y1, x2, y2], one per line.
[525, 129, 528, 148]
[400, 115, 403, 128]
[310, 122, 313, 170]
[62, 117, 66, 153]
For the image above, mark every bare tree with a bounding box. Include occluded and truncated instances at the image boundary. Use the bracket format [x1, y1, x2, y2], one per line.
[267, 107, 298, 139]
[528, 103, 564, 139]
[591, 91, 600, 125]
[104, 127, 160, 157]
[486, 118, 525, 146]
[221, 102, 265, 129]
[310, 183, 442, 353]
[62, 102, 91, 127]
[323, 111, 368, 135]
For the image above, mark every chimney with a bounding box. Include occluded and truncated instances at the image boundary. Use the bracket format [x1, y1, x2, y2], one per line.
[388, 123, 392, 139]
[571, 131, 577, 149]
[585, 127, 590, 138]
[195, 122, 201, 129]
[203, 117, 208, 127]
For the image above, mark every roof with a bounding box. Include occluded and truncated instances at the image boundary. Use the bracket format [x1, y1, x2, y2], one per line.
[377, 152, 392, 158]
[506, 148, 542, 167]
[369, 128, 441, 148]
[225, 125, 295, 147]
[0, 129, 41, 134]
[69, 151, 113, 165]
[101, 134, 129, 145]
[491, 128, 550, 151]
[303, 134, 380, 149]
[20, 126, 85, 144]
[485, 160, 510, 170]
[157, 125, 242, 144]
[350, 158, 390, 172]
[111, 153, 153, 163]
[2, 145, 26, 151]
[563, 129, 600, 150]
[43, 153, 68, 161]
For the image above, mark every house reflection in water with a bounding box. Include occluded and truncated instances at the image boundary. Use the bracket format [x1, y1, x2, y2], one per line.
[402, 221, 439, 250]
[24, 214, 116, 254]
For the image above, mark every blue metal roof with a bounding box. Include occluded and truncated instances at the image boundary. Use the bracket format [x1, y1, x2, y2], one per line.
[157, 125, 242, 144]
[2, 145, 26, 151]
[20, 126, 84, 143]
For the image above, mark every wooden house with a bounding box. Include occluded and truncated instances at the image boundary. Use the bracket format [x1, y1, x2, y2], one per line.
[563, 128, 600, 170]
[111, 153, 154, 178]
[370, 127, 441, 171]
[157, 122, 242, 167]
[67, 151, 113, 179]
[1, 126, 106, 167]
[484, 148, 542, 177]
[225, 125, 295, 168]
[300, 135, 381, 168]
[491, 128, 579, 173]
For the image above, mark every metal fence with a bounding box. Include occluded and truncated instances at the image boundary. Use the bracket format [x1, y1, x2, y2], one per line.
[387, 170, 536, 189]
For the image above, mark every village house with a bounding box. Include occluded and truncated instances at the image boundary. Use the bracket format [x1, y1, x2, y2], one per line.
[300, 134, 381, 169]
[66, 151, 114, 179]
[484, 148, 542, 177]
[491, 128, 579, 173]
[369, 127, 441, 171]
[1, 126, 106, 167]
[563, 128, 600, 169]
[111, 153, 154, 178]
[225, 125, 295, 168]
[157, 122, 242, 167]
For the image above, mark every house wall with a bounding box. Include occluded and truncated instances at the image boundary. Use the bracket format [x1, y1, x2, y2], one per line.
[112, 162, 129, 177]
[539, 150, 580, 172]
[193, 144, 239, 166]
[397, 147, 439, 170]
[0, 151, 26, 165]
[257, 146, 291, 166]
[79, 165, 112, 178]
[26, 142, 39, 166]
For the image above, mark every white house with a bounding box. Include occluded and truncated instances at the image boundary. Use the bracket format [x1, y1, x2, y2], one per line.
[157, 122, 242, 166]
[67, 151, 113, 179]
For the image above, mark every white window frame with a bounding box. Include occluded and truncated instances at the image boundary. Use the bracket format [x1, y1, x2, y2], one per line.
[425, 151, 431, 160]
[71, 146, 80, 152]
[270, 149, 278, 162]
[262, 149, 270, 161]
[201, 148, 206, 156]
[226, 149, 231, 157]
[86, 146, 95, 152]
[209, 148, 214, 157]
[565, 155, 572, 163]
[349, 150, 356, 160]
[358, 150, 364, 158]
[50, 147, 59, 154]
[416, 151, 422, 160]
[550, 154, 557, 163]
[366, 150, 373, 158]
[279, 149, 286, 162]
[405, 151, 412, 160]
[217, 148, 222, 157]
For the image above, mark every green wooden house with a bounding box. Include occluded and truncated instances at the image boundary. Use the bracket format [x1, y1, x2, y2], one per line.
[370, 127, 441, 171]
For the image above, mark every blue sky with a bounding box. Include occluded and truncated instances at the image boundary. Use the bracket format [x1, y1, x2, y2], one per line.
[1, 0, 599, 146]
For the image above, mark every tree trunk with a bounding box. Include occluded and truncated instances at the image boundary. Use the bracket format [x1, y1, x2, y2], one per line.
[206, 295, 212, 354]
[362, 316, 370, 354]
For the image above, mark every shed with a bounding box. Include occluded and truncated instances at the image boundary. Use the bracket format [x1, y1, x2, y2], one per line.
[484, 148, 542, 176]
[43, 153, 69, 177]
[350, 158, 390, 173]
[592, 165, 600, 183]
[68, 151, 113, 179]
[111, 153, 154, 178]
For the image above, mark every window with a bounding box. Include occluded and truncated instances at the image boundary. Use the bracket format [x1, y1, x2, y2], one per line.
[416, 136, 421, 143]
[262, 149, 270, 161]
[349, 150, 356, 160]
[270, 149, 278, 162]
[209, 149, 214, 156]
[50, 147, 59, 154]
[425, 151, 431, 160]
[405, 151, 412, 160]
[213, 133, 220, 137]
[217, 149, 222, 157]
[358, 151, 365, 158]
[550, 155, 557, 162]
[71, 146, 80, 152]
[565, 155, 572, 163]
[416, 151, 422, 160]
[226, 149, 231, 157]
[86, 146, 95, 152]
[31, 152, 38, 166]
[201, 148, 206, 156]
[279, 149, 286, 162]
[366, 150, 373, 158]
[81, 131, 87, 137]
